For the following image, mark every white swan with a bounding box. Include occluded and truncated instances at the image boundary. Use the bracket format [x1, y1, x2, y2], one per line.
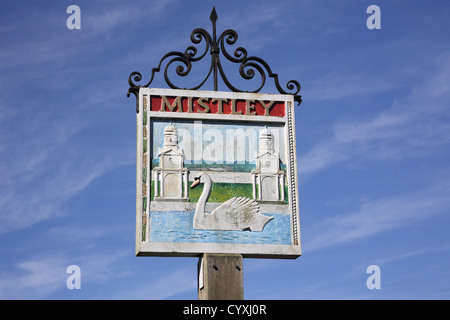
[190, 173, 273, 232]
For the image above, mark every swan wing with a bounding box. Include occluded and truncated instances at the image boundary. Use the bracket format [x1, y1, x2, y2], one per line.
[211, 197, 260, 226]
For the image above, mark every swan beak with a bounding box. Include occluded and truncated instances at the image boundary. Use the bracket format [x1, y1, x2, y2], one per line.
[190, 178, 200, 189]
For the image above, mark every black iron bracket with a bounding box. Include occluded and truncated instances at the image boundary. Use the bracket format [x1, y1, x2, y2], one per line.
[127, 7, 302, 113]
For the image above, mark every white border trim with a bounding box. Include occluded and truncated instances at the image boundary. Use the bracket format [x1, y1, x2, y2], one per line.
[136, 88, 301, 259]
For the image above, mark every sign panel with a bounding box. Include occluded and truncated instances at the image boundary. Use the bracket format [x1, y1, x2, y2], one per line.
[136, 88, 301, 258]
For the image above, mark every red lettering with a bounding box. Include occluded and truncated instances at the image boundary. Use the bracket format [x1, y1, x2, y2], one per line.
[149, 95, 285, 117]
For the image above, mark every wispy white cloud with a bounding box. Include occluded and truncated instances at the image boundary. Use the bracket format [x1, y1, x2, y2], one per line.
[0, 2, 142, 234]
[85, 0, 175, 37]
[0, 249, 131, 299]
[300, 52, 450, 176]
[306, 71, 398, 102]
[0, 256, 68, 299]
[305, 183, 450, 251]
[114, 267, 197, 300]
[0, 212, 132, 298]
[0, 93, 133, 235]
[0, 153, 132, 234]
[302, 52, 450, 250]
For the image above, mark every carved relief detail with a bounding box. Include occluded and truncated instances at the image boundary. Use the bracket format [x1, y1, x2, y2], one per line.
[142, 95, 149, 241]
[287, 101, 299, 245]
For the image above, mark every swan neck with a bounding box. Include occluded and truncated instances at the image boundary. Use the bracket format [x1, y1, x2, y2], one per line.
[198, 175, 211, 208]
[194, 174, 212, 222]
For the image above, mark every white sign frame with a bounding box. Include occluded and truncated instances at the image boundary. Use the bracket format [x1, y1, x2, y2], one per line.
[136, 88, 301, 259]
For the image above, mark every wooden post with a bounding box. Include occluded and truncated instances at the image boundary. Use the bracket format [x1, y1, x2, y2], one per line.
[198, 254, 244, 300]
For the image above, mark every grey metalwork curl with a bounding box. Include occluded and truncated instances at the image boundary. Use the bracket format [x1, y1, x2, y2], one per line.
[127, 7, 302, 113]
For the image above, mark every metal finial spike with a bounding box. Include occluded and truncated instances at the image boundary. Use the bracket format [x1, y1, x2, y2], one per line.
[210, 6, 218, 23]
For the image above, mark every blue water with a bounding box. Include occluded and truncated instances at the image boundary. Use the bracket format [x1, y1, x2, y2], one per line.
[149, 211, 292, 245]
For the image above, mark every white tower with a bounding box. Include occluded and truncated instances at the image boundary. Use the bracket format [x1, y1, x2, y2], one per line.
[252, 127, 285, 202]
[153, 123, 189, 201]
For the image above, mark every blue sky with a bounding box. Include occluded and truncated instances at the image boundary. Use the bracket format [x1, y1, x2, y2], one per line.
[1, 0, 450, 299]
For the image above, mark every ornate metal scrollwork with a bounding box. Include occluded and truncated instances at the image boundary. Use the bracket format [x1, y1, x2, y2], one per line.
[127, 7, 302, 113]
